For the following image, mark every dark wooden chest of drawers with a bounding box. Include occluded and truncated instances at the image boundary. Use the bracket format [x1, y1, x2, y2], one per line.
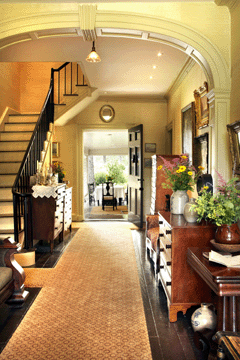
[158, 211, 216, 322]
[32, 184, 72, 253]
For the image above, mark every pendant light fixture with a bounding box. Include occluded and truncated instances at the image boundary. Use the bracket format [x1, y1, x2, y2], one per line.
[86, 41, 101, 63]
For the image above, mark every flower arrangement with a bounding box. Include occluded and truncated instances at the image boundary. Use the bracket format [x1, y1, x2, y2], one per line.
[106, 175, 113, 182]
[51, 162, 66, 182]
[191, 171, 240, 226]
[157, 155, 204, 192]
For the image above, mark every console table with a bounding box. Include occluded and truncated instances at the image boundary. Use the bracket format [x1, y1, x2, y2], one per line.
[187, 247, 240, 332]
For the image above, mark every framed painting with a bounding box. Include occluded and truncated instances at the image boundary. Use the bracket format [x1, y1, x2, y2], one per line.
[52, 142, 59, 158]
[145, 143, 156, 153]
[193, 132, 208, 174]
[227, 120, 240, 176]
[182, 102, 195, 165]
[194, 82, 209, 130]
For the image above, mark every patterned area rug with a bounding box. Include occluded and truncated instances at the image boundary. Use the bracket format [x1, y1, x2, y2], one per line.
[0, 222, 152, 360]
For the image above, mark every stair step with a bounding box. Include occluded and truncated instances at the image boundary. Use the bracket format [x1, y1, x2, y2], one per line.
[0, 132, 32, 141]
[0, 187, 12, 200]
[8, 114, 39, 123]
[0, 162, 21, 172]
[5, 123, 36, 132]
[0, 151, 25, 162]
[0, 229, 14, 236]
[0, 174, 16, 186]
[0, 141, 29, 151]
[0, 216, 14, 229]
[0, 201, 13, 214]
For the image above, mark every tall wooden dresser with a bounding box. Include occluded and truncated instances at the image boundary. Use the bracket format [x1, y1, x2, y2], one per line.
[31, 184, 72, 253]
[158, 210, 216, 322]
[150, 155, 180, 214]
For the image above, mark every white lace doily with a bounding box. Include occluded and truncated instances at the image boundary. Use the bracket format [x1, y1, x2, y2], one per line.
[32, 185, 59, 198]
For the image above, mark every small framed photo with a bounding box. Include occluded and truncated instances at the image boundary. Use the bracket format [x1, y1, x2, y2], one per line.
[52, 142, 59, 158]
[145, 143, 156, 153]
[144, 158, 152, 168]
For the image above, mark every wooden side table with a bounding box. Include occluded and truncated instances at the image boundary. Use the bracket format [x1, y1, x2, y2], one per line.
[187, 247, 240, 332]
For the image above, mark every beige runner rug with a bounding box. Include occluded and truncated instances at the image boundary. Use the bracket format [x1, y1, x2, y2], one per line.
[0, 222, 152, 360]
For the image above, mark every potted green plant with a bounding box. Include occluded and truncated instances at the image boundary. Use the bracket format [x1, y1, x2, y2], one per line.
[158, 154, 203, 214]
[191, 171, 240, 244]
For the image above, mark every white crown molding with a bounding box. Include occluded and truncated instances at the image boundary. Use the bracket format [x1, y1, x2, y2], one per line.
[166, 57, 196, 99]
[79, 4, 97, 41]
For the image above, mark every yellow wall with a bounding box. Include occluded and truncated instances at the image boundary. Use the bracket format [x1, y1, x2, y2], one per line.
[167, 63, 207, 155]
[54, 98, 168, 220]
[0, 62, 20, 118]
[19, 62, 61, 113]
[230, 3, 240, 123]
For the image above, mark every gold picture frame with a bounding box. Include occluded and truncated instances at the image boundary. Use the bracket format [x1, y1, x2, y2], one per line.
[194, 82, 209, 130]
[227, 120, 240, 176]
[52, 142, 59, 158]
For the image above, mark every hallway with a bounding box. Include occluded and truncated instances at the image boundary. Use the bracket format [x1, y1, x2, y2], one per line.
[0, 223, 205, 359]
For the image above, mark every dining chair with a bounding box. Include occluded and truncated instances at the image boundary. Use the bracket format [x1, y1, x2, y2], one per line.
[102, 182, 117, 210]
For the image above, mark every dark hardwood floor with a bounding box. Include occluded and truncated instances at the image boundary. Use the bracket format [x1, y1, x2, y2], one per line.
[0, 224, 208, 359]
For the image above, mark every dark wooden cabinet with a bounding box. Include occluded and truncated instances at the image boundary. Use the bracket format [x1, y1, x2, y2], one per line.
[158, 211, 216, 322]
[151, 155, 179, 215]
[32, 184, 72, 253]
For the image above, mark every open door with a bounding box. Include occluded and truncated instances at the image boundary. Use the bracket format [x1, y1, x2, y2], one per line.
[128, 125, 143, 228]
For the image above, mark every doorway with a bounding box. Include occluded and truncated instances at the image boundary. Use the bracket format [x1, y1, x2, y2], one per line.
[83, 130, 129, 221]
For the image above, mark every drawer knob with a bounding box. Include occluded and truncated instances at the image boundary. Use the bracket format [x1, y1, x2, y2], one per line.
[159, 233, 164, 237]
[166, 244, 172, 249]
[166, 229, 172, 235]
[159, 221, 163, 224]
[167, 261, 172, 266]
[166, 281, 171, 286]
[159, 248, 164, 252]
[159, 265, 164, 269]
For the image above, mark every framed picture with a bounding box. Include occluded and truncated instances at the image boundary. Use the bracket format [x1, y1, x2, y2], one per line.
[52, 142, 59, 158]
[227, 120, 240, 176]
[194, 82, 209, 130]
[145, 143, 156, 153]
[144, 158, 152, 168]
[182, 102, 195, 165]
[193, 132, 208, 174]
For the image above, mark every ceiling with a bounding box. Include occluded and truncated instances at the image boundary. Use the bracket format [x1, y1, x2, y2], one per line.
[0, 35, 190, 97]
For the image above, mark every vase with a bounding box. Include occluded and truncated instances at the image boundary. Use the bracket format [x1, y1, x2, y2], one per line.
[183, 198, 198, 223]
[170, 190, 189, 215]
[215, 223, 240, 244]
[191, 303, 217, 332]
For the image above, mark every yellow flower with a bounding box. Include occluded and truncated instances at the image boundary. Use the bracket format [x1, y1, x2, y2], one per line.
[203, 186, 209, 190]
[181, 155, 187, 159]
[188, 171, 193, 175]
[157, 165, 163, 170]
[176, 170, 181, 173]
[179, 166, 186, 172]
[198, 166, 204, 170]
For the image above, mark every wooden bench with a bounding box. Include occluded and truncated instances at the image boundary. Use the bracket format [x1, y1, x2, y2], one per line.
[0, 237, 29, 305]
[215, 331, 240, 359]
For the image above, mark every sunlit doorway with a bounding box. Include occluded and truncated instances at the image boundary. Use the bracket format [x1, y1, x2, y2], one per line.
[83, 130, 128, 221]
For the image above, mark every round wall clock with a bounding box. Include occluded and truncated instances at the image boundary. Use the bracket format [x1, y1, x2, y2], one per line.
[99, 105, 115, 123]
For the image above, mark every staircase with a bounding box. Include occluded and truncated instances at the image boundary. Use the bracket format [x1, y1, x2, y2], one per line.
[0, 114, 48, 242]
[0, 62, 89, 248]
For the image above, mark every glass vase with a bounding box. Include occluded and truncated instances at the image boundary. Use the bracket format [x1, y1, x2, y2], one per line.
[183, 198, 198, 223]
